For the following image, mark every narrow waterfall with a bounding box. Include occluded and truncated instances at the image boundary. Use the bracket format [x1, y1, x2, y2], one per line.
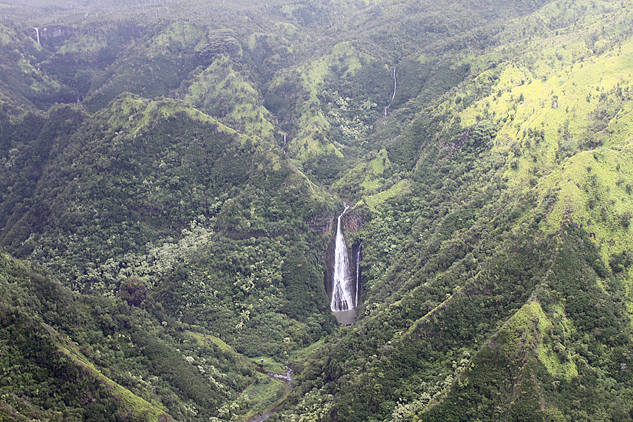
[355, 242, 362, 308]
[383, 67, 397, 119]
[330, 206, 355, 312]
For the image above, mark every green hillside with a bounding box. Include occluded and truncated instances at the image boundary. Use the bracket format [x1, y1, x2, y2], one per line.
[3, 0, 633, 420]
[0, 251, 260, 421]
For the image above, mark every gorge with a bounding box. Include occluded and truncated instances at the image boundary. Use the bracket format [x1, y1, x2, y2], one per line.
[4, 0, 633, 420]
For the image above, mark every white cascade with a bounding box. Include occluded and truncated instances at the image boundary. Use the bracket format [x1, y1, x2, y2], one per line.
[355, 242, 362, 308]
[331, 206, 355, 311]
[383, 67, 397, 119]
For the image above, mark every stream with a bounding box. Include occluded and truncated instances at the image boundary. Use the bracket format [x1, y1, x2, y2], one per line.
[251, 412, 271, 422]
[266, 368, 293, 384]
[249, 369, 293, 422]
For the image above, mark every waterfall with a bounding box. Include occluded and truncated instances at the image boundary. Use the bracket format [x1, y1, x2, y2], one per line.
[383, 67, 397, 119]
[34, 27, 40, 46]
[331, 206, 355, 312]
[355, 242, 362, 308]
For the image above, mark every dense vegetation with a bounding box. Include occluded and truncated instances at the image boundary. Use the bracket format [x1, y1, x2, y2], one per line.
[3, 0, 633, 420]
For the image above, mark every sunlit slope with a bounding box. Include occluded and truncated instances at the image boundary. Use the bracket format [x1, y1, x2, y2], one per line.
[448, 0, 633, 312]
[279, 1, 633, 421]
[396, 0, 633, 278]
[404, 6, 633, 418]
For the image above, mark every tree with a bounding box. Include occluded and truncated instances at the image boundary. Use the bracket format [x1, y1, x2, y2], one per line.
[119, 277, 147, 307]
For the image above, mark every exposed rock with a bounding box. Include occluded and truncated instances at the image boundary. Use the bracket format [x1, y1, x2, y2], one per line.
[307, 210, 336, 235]
[342, 207, 364, 233]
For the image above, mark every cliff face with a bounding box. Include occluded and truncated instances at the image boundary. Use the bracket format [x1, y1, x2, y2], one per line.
[318, 206, 365, 236]
[342, 208, 364, 233]
[324, 233, 337, 301]
[308, 210, 336, 235]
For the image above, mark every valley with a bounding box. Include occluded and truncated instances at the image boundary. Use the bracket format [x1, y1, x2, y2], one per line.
[2, 0, 633, 421]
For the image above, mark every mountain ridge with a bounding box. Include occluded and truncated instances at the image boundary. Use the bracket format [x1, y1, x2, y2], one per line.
[3, 0, 633, 420]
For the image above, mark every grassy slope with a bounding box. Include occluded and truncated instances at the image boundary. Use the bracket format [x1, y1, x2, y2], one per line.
[409, 0, 633, 292]
[399, 0, 633, 417]
[454, 0, 633, 310]
[0, 252, 174, 421]
[411, 1, 633, 417]
[277, 1, 633, 421]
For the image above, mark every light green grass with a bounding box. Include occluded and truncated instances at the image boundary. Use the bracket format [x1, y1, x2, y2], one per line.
[359, 180, 411, 209]
[432, 10, 633, 311]
[237, 373, 288, 422]
[497, 301, 578, 380]
[182, 55, 275, 140]
[186, 330, 235, 354]
[333, 148, 397, 199]
[58, 344, 171, 422]
[537, 146, 633, 263]
[448, 7, 633, 195]
[251, 356, 287, 374]
[146, 21, 205, 59]
[289, 338, 325, 361]
[105, 94, 240, 143]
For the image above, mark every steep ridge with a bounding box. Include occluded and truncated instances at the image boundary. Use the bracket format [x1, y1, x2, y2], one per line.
[0, 93, 339, 361]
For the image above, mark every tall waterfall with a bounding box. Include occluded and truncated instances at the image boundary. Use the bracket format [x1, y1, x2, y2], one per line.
[331, 206, 355, 311]
[355, 242, 362, 308]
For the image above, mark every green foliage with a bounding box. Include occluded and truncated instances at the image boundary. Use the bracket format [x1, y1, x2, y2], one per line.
[5, 1, 633, 421]
[388, 113, 439, 169]
[180, 55, 276, 139]
[0, 23, 71, 111]
[421, 223, 633, 422]
[119, 277, 148, 307]
[41, 23, 145, 97]
[152, 232, 336, 358]
[83, 22, 207, 111]
[610, 251, 633, 274]
[0, 251, 259, 421]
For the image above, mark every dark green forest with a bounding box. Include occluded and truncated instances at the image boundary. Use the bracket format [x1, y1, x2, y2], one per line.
[2, 0, 633, 420]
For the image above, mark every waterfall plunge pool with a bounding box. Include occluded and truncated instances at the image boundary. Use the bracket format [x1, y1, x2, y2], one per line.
[333, 309, 357, 326]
